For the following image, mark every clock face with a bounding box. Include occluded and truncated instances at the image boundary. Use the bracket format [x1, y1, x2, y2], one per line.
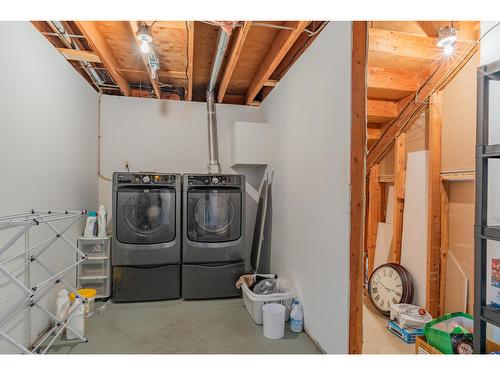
[369, 265, 404, 315]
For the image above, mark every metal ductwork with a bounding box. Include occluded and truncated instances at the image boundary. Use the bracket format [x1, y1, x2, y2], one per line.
[206, 29, 230, 174]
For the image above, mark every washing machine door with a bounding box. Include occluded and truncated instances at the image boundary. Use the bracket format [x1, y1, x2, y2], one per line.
[116, 187, 176, 244]
[187, 188, 242, 243]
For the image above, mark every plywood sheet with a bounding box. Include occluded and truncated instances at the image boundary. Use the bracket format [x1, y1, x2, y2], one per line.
[400, 151, 428, 308]
[385, 186, 395, 224]
[444, 250, 468, 313]
[447, 181, 475, 313]
[441, 53, 479, 172]
[373, 222, 393, 271]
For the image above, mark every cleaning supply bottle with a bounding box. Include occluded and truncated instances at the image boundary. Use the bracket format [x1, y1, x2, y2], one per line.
[97, 205, 107, 238]
[290, 299, 304, 333]
[56, 289, 70, 322]
[66, 297, 85, 340]
[83, 211, 97, 238]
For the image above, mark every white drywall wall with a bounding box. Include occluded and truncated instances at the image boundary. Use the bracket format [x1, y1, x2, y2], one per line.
[481, 21, 500, 342]
[98, 95, 264, 266]
[0, 22, 98, 353]
[260, 22, 352, 353]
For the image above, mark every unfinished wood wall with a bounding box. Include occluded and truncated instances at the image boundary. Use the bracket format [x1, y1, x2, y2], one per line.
[441, 54, 479, 173]
[440, 52, 479, 315]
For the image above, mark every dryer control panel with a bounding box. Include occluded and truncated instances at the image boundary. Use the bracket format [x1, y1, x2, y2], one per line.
[116, 173, 177, 185]
[187, 175, 242, 186]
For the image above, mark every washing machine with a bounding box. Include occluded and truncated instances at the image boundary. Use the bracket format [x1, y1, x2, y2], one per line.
[112, 172, 181, 302]
[182, 174, 246, 299]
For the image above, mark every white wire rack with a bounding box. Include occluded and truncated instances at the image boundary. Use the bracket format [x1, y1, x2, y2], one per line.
[0, 209, 89, 354]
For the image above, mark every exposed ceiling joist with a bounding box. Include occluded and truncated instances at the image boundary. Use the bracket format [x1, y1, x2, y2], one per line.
[245, 21, 309, 105]
[217, 21, 252, 103]
[57, 48, 101, 63]
[417, 21, 440, 37]
[75, 21, 131, 96]
[368, 128, 381, 141]
[264, 79, 278, 87]
[368, 66, 420, 100]
[367, 42, 478, 169]
[129, 21, 161, 99]
[186, 21, 195, 101]
[369, 28, 441, 62]
[368, 99, 399, 123]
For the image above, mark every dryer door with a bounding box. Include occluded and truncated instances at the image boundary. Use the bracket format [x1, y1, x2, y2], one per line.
[187, 188, 242, 243]
[116, 187, 176, 244]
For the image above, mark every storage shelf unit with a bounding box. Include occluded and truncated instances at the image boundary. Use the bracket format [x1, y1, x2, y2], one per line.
[474, 59, 500, 353]
[77, 236, 111, 299]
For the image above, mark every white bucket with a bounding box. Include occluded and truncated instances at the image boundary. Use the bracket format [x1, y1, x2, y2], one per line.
[262, 303, 286, 339]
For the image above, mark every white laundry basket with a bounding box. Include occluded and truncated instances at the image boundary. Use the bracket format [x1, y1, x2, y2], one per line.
[241, 283, 296, 325]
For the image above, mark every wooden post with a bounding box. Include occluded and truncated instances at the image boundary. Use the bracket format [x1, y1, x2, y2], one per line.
[391, 133, 406, 263]
[426, 91, 443, 317]
[349, 21, 367, 355]
[439, 180, 450, 315]
[366, 164, 382, 275]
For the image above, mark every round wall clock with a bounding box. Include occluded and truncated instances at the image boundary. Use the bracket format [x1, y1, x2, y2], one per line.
[368, 263, 413, 316]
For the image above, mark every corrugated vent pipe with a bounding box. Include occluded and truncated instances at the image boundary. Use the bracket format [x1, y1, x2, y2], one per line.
[206, 29, 230, 174]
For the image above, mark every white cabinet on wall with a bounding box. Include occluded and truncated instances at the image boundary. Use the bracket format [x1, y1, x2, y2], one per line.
[231, 122, 270, 167]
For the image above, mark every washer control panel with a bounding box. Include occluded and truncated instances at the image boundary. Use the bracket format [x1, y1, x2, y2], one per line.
[187, 175, 241, 186]
[116, 173, 176, 185]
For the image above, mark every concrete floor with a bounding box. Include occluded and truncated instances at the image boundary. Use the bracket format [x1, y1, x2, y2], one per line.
[362, 296, 415, 354]
[48, 298, 321, 354]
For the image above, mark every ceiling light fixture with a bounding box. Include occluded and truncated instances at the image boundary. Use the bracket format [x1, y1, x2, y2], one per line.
[136, 24, 153, 54]
[437, 26, 457, 56]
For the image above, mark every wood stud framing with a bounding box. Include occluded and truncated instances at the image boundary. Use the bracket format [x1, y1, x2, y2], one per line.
[439, 181, 450, 316]
[349, 21, 367, 355]
[391, 133, 406, 264]
[366, 165, 382, 275]
[367, 42, 478, 169]
[426, 91, 443, 317]
[186, 21, 195, 101]
[75, 21, 131, 96]
[245, 21, 309, 105]
[56, 48, 101, 63]
[217, 21, 252, 103]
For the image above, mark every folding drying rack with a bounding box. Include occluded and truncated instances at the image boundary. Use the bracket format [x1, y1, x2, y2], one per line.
[0, 209, 88, 354]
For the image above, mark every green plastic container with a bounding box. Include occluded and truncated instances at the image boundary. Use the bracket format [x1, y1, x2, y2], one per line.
[424, 312, 473, 354]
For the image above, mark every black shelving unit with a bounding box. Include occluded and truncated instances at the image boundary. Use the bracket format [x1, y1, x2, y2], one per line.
[474, 59, 500, 353]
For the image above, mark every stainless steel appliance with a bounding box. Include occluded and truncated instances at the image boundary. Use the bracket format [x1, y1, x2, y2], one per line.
[182, 174, 245, 299]
[112, 172, 181, 302]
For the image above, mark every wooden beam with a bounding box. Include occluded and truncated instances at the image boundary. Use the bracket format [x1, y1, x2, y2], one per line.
[245, 21, 309, 105]
[418, 21, 440, 37]
[264, 79, 278, 87]
[439, 181, 450, 316]
[366, 42, 477, 169]
[129, 21, 161, 99]
[217, 21, 252, 103]
[390, 133, 406, 264]
[349, 21, 367, 355]
[368, 66, 419, 100]
[75, 21, 130, 96]
[56, 48, 101, 63]
[426, 91, 443, 318]
[272, 21, 325, 81]
[186, 21, 195, 101]
[366, 165, 382, 276]
[369, 28, 441, 62]
[368, 99, 398, 123]
[368, 128, 381, 141]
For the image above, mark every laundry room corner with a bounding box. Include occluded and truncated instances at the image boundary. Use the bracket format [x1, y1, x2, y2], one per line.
[97, 94, 265, 268]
